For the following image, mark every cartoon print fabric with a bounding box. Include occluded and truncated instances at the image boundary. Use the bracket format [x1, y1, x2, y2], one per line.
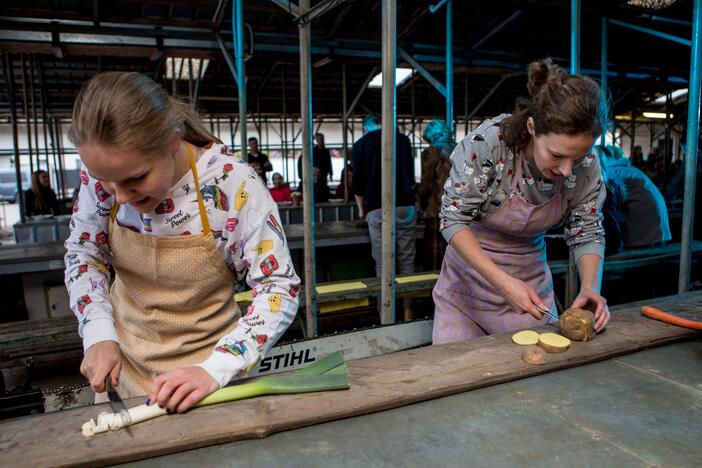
[440, 114, 606, 262]
[65, 144, 300, 385]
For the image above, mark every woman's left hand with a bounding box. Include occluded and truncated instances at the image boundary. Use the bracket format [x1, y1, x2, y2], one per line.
[148, 366, 219, 413]
[570, 288, 611, 333]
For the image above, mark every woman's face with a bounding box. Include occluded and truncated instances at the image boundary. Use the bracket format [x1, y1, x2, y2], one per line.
[38, 172, 50, 187]
[527, 117, 594, 180]
[77, 136, 182, 214]
[273, 174, 284, 187]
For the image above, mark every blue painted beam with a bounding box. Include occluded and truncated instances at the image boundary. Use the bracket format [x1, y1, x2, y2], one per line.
[609, 18, 692, 47]
[679, 0, 702, 292]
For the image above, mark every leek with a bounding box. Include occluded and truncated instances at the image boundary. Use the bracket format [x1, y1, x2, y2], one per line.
[197, 351, 350, 406]
[81, 351, 350, 437]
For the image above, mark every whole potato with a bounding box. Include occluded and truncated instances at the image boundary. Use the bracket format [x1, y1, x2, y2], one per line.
[560, 307, 596, 341]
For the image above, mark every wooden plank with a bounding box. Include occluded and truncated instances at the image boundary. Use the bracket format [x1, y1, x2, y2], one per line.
[1, 292, 701, 467]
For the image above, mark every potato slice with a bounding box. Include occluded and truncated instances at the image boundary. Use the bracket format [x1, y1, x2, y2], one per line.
[521, 345, 547, 365]
[560, 308, 596, 341]
[511, 330, 540, 346]
[538, 333, 571, 353]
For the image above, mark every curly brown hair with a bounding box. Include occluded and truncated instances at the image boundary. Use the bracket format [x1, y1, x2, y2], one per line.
[500, 59, 609, 151]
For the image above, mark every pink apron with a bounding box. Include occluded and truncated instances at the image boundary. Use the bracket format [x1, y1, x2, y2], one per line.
[432, 153, 566, 344]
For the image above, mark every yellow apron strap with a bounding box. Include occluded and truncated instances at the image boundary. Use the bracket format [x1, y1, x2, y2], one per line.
[109, 143, 210, 234]
[184, 142, 212, 235]
[110, 202, 120, 222]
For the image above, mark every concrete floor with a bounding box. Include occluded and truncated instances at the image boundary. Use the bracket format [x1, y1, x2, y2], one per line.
[121, 339, 702, 468]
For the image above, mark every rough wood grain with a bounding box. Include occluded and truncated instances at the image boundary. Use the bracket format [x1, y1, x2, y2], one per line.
[1, 292, 701, 468]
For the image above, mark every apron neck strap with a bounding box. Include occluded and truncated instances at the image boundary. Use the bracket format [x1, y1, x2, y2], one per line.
[511, 152, 524, 190]
[185, 142, 212, 235]
[109, 142, 212, 235]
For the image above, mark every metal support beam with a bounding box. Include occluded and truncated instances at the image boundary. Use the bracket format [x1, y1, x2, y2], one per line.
[445, 0, 454, 130]
[281, 65, 289, 183]
[92, 0, 100, 27]
[679, 0, 702, 292]
[192, 58, 204, 106]
[566, 0, 581, 307]
[20, 54, 34, 175]
[299, 0, 318, 337]
[344, 66, 378, 120]
[429, 0, 449, 14]
[268, 0, 302, 18]
[232, 0, 247, 159]
[212, 0, 229, 29]
[54, 117, 66, 200]
[465, 71, 523, 121]
[29, 54, 39, 171]
[471, 10, 522, 50]
[609, 18, 692, 47]
[463, 70, 469, 135]
[2, 54, 26, 223]
[214, 32, 239, 86]
[639, 14, 692, 27]
[380, 0, 397, 324]
[570, 0, 581, 74]
[600, 16, 608, 147]
[341, 63, 350, 203]
[295, 0, 351, 26]
[35, 56, 52, 174]
[50, 26, 64, 58]
[398, 48, 447, 98]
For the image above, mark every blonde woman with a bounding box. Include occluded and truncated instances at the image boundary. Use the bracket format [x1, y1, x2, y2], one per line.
[65, 72, 300, 413]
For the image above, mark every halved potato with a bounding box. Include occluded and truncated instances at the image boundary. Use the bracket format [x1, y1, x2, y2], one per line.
[511, 330, 540, 346]
[538, 333, 571, 353]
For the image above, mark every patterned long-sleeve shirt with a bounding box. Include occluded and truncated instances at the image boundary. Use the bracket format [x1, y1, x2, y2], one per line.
[440, 114, 606, 261]
[65, 144, 301, 386]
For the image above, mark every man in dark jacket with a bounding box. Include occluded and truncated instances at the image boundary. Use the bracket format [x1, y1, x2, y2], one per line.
[352, 113, 416, 320]
[247, 137, 273, 184]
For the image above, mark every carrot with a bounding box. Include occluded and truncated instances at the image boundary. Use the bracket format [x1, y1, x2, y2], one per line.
[640, 306, 702, 330]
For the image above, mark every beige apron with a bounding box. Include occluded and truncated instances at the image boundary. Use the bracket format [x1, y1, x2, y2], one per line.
[106, 143, 240, 398]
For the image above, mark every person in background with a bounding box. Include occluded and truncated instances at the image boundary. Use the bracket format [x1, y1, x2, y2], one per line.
[269, 172, 292, 203]
[416, 119, 455, 271]
[291, 167, 330, 204]
[25, 169, 61, 217]
[593, 146, 624, 256]
[335, 162, 354, 199]
[247, 137, 273, 184]
[352, 113, 416, 321]
[603, 144, 671, 249]
[297, 132, 333, 192]
[433, 58, 611, 345]
[631, 145, 645, 169]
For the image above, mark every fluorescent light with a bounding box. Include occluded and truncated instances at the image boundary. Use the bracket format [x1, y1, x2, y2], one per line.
[643, 112, 674, 119]
[627, 0, 681, 9]
[652, 88, 688, 104]
[165, 57, 210, 80]
[368, 68, 414, 88]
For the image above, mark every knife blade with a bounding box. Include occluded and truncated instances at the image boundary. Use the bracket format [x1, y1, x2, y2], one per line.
[105, 376, 133, 427]
[534, 305, 559, 322]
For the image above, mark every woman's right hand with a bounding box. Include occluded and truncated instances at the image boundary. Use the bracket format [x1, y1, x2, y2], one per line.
[80, 340, 122, 393]
[497, 275, 548, 320]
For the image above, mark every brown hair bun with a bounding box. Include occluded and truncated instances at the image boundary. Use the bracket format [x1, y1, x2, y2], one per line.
[500, 58, 609, 151]
[526, 59, 564, 97]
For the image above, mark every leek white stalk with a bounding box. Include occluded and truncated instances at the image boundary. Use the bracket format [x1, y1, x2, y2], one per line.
[81, 352, 349, 437]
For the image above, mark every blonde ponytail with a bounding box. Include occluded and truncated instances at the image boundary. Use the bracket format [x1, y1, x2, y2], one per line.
[68, 72, 221, 156]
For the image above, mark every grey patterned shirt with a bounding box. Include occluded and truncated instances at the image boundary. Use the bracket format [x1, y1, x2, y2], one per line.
[440, 114, 606, 261]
